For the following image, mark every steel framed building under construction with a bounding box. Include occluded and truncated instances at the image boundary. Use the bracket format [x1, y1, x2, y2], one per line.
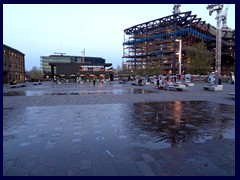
[122, 7, 235, 76]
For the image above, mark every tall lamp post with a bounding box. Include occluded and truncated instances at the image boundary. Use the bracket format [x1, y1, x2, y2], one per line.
[207, 4, 223, 87]
[81, 48, 85, 63]
[175, 39, 182, 83]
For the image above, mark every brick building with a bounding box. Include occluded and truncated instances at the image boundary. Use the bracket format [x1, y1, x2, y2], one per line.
[3, 44, 25, 84]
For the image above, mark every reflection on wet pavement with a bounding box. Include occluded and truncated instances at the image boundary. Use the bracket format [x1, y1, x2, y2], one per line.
[126, 101, 235, 147]
[3, 101, 235, 149]
[3, 88, 156, 96]
[3, 101, 235, 175]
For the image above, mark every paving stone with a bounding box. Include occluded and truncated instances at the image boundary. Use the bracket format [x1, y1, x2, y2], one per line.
[80, 159, 91, 170]
[141, 153, 155, 162]
[136, 161, 156, 176]
[3, 81, 235, 176]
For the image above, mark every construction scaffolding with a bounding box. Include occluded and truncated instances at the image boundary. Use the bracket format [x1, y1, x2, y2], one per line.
[123, 8, 235, 76]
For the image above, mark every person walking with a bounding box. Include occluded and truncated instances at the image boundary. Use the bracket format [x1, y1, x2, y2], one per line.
[157, 79, 160, 89]
[166, 77, 170, 91]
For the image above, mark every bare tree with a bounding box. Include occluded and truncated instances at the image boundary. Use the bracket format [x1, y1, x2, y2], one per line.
[29, 66, 43, 81]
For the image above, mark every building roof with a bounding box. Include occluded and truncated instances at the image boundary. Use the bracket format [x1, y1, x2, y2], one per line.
[49, 62, 112, 67]
[48, 55, 104, 59]
[124, 11, 197, 34]
[3, 44, 25, 55]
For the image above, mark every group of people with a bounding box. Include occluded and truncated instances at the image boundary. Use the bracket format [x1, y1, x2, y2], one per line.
[157, 76, 170, 91]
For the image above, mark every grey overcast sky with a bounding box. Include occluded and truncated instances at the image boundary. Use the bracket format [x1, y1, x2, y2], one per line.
[3, 4, 235, 71]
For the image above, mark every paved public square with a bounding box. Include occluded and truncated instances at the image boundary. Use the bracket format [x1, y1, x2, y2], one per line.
[3, 81, 235, 176]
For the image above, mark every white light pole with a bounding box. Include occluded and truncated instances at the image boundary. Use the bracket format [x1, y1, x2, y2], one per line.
[175, 39, 182, 82]
[207, 4, 223, 87]
[81, 48, 85, 63]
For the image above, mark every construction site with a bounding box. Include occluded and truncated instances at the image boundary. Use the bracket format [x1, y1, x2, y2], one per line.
[122, 4, 235, 76]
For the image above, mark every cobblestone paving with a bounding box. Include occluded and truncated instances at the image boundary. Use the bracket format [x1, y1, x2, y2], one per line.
[3, 81, 235, 176]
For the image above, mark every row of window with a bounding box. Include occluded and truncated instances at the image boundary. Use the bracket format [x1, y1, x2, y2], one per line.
[41, 59, 70, 63]
[4, 49, 24, 60]
[3, 61, 24, 69]
[9, 73, 22, 81]
[11, 64, 24, 69]
[4, 59, 24, 64]
[79, 68, 105, 71]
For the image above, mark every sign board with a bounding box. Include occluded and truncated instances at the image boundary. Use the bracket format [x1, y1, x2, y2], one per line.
[145, 75, 148, 83]
[153, 75, 156, 83]
[157, 75, 162, 85]
[184, 74, 191, 83]
[208, 73, 215, 85]
[176, 74, 181, 84]
[145, 75, 148, 80]
[158, 75, 163, 81]
[230, 72, 235, 84]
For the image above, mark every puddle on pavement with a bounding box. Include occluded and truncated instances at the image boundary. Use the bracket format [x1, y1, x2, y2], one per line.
[3, 88, 156, 96]
[124, 101, 235, 148]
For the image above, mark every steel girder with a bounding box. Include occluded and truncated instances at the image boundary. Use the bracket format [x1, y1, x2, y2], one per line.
[124, 11, 201, 35]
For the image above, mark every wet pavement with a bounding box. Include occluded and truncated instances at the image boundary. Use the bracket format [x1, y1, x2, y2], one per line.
[3, 88, 155, 96]
[3, 81, 235, 176]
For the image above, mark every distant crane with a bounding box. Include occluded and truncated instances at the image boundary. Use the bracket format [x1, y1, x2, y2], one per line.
[81, 48, 85, 63]
[222, 4, 230, 30]
[206, 4, 224, 87]
[173, 4, 181, 14]
[54, 42, 66, 56]
[54, 52, 66, 56]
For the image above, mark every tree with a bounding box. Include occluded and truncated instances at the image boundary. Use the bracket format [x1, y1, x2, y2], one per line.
[118, 61, 164, 78]
[186, 42, 214, 75]
[29, 66, 43, 81]
[135, 61, 164, 76]
[148, 61, 164, 76]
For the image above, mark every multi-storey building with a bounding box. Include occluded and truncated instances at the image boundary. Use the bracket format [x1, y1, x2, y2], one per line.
[41, 54, 113, 81]
[123, 10, 235, 76]
[3, 44, 25, 84]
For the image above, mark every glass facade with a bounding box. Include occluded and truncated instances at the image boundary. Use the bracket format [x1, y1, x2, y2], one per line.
[41, 55, 106, 74]
[41, 56, 72, 73]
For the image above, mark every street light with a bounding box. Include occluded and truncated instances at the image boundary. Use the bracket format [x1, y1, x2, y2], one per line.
[175, 39, 182, 83]
[207, 4, 223, 88]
